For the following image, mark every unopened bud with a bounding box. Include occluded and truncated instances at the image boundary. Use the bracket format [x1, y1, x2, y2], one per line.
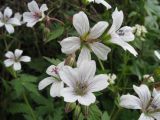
[65, 54, 76, 66]
[65, 103, 76, 113]
[82, 106, 89, 118]
[81, 0, 90, 5]
[73, 105, 81, 119]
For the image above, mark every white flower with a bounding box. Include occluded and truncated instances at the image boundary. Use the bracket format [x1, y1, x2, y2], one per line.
[154, 50, 160, 60]
[23, 0, 48, 27]
[60, 11, 111, 61]
[108, 73, 117, 85]
[143, 74, 154, 83]
[4, 49, 31, 71]
[59, 60, 109, 106]
[108, 8, 138, 56]
[120, 84, 160, 120]
[0, 7, 21, 33]
[88, 0, 111, 10]
[38, 62, 64, 97]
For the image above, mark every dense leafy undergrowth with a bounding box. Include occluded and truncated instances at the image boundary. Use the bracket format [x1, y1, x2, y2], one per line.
[0, 0, 160, 120]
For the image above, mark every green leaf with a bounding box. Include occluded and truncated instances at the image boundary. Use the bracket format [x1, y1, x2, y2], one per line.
[88, 104, 102, 120]
[46, 25, 64, 42]
[23, 82, 39, 95]
[11, 74, 39, 96]
[8, 103, 30, 114]
[43, 56, 61, 65]
[101, 111, 110, 120]
[28, 58, 48, 73]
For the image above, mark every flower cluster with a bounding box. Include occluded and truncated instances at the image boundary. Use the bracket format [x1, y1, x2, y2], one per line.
[60, 9, 137, 62]
[0, 1, 48, 33]
[2, 0, 159, 120]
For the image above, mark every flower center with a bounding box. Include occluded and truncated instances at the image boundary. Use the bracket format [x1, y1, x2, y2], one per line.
[33, 12, 42, 20]
[80, 32, 89, 42]
[75, 82, 88, 96]
[51, 67, 59, 75]
[2, 16, 9, 23]
[117, 30, 125, 36]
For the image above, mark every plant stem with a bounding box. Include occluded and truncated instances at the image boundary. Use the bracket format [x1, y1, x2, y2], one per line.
[23, 93, 37, 120]
[98, 58, 105, 71]
[32, 28, 41, 56]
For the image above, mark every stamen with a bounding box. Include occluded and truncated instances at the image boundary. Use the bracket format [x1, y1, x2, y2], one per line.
[51, 67, 59, 74]
[75, 82, 88, 96]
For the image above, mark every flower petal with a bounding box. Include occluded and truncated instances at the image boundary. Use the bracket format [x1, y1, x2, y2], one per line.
[133, 84, 151, 110]
[61, 87, 78, 102]
[120, 94, 142, 109]
[28, 1, 40, 12]
[7, 18, 21, 25]
[77, 46, 91, 67]
[4, 7, 12, 17]
[95, 0, 111, 9]
[14, 49, 23, 58]
[5, 51, 14, 58]
[78, 60, 96, 83]
[88, 21, 109, 39]
[13, 62, 21, 71]
[59, 66, 79, 87]
[57, 61, 65, 70]
[4, 59, 14, 67]
[154, 50, 160, 60]
[139, 113, 154, 120]
[40, 4, 48, 12]
[88, 74, 109, 92]
[73, 11, 90, 36]
[46, 65, 58, 77]
[77, 92, 96, 106]
[150, 93, 160, 110]
[5, 24, 14, 34]
[38, 77, 54, 90]
[90, 42, 111, 60]
[23, 12, 38, 27]
[50, 81, 64, 97]
[110, 34, 138, 56]
[0, 12, 3, 19]
[117, 26, 135, 42]
[23, 12, 36, 22]
[14, 13, 22, 21]
[108, 8, 123, 34]
[150, 112, 160, 120]
[26, 20, 38, 27]
[60, 37, 81, 54]
[152, 88, 160, 97]
[0, 21, 4, 27]
[20, 56, 31, 62]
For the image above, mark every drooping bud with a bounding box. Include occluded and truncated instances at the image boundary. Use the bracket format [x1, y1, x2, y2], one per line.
[65, 53, 76, 66]
[82, 106, 89, 118]
[65, 102, 76, 113]
[73, 105, 81, 119]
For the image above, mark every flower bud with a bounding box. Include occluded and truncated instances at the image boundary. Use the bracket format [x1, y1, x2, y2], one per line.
[65, 54, 76, 66]
[65, 102, 76, 113]
[81, 0, 90, 5]
[73, 105, 81, 119]
[82, 106, 89, 118]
